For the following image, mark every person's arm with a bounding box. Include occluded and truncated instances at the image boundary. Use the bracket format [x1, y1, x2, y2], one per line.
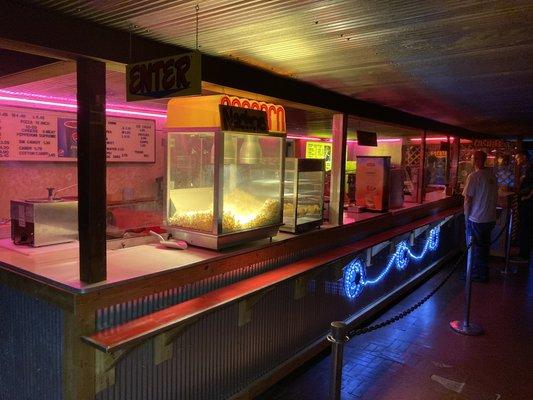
[519, 167, 533, 201]
[521, 189, 533, 202]
[464, 195, 473, 220]
[462, 174, 474, 221]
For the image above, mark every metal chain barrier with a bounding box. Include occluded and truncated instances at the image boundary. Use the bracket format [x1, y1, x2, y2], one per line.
[348, 248, 465, 337]
[328, 217, 512, 400]
[347, 215, 510, 338]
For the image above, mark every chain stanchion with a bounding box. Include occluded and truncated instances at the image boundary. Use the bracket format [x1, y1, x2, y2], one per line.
[325, 218, 510, 397]
[327, 321, 349, 400]
[500, 210, 517, 275]
[449, 234, 484, 335]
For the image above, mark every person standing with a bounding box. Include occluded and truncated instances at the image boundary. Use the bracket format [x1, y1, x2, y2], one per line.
[515, 154, 532, 263]
[463, 150, 498, 282]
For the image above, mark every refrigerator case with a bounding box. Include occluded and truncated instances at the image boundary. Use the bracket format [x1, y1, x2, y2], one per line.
[167, 130, 285, 249]
[281, 158, 325, 233]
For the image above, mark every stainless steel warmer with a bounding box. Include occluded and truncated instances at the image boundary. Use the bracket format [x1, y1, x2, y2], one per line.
[10, 199, 78, 247]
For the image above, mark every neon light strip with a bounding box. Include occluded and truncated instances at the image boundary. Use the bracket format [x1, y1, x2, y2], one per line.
[0, 93, 167, 119]
[287, 135, 401, 143]
[105, 108, 167, 118]
[343, 225, 440, 299]
[410, 137, 448, 142]
[0, 95, 77, 110]
[286, 135, 318, 141]
[375, 138, 402, 143]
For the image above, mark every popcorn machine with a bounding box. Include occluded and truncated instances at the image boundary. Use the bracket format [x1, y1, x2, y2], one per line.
[166, 95, 286, 249]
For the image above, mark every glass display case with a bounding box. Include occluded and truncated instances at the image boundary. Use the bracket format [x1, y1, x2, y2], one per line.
[167, 130, 285, 249]
[282, 158, 325, 233]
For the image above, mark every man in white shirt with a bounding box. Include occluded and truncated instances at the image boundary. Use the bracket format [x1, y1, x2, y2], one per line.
[462, 150, 498, 282]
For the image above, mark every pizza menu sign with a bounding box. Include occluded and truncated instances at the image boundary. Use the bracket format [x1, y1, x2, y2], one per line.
[0, 106, 155, 162]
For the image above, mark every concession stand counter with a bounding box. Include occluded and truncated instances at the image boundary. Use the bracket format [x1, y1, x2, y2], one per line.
[0, 195, 464, 400]
[0, 62, 467, 400]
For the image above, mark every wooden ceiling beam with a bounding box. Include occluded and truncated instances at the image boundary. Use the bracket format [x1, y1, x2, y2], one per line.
[0, 1, 492, 138]
[0, 60, 76, 89]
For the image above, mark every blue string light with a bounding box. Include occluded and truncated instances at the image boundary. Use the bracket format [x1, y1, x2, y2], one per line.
[343, 258, 366, 299]
[343, 226, 441, 299]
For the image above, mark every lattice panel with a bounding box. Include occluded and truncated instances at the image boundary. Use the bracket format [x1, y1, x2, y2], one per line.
[403, 145, 421, 167]
[494, 165, 515, 188]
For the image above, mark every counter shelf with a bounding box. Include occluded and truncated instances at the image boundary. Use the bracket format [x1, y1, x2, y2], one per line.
[83, 205, 461, 354]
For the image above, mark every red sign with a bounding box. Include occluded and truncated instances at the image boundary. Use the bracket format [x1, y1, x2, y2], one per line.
[220, 96, 286, 133]
[219, 105, 268, 133]
[473, 139, 512, 149]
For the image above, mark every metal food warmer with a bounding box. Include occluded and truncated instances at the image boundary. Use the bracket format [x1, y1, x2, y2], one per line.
[281, 158, 325, 233]
[166, 95, 286, 249]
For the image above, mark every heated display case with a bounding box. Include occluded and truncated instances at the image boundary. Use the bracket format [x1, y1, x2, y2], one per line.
[281, 158, 325, 233]
[167, 130, 285, 249]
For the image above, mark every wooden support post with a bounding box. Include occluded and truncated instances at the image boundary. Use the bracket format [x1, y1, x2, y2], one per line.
[63, 304, 96, 400]
[330, 114, 348, 226]
[417, 130, 427, 203]
[77, 58, 107, 283]
[448, 135, 460, 195]
[514, 135, 524, 193]
[445, 135, 451, 192]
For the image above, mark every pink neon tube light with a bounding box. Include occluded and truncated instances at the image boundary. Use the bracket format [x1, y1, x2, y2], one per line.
[0, 92, 167, 119]
[287, 135, 401, 143]
[410, 137, 449, 142]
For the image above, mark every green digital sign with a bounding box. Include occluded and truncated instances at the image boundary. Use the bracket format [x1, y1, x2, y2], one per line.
[305, 142, 355, 171]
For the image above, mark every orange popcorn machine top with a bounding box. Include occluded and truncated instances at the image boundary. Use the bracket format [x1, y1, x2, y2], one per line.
[166, 95, 286, 249]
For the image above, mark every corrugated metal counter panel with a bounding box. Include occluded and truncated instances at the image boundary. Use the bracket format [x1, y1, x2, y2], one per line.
[95, 215, 461, 400]
[96, 246, 323, 331]
[0, 283, 64, 400]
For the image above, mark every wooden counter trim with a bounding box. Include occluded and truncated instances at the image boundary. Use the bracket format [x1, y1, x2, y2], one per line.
[0, 265, 76, 312]
[83, 206, 461, 353]
[78, 196, 462, 310]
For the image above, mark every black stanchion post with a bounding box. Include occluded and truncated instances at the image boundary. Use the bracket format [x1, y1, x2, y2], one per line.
[450, 235, 484, 335]
[327, 321, 348, 400]
[501, 210, 516, 275]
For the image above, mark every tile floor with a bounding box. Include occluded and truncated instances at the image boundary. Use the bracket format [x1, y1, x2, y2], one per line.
[257, 256, 533, 400]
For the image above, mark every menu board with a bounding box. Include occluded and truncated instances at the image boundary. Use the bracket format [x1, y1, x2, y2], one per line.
[0, 106, 155, 162]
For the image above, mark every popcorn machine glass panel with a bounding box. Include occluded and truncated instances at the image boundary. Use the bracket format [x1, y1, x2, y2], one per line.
[166, 130, 284, 249]
[167, 132, 215, 233]
[221, 131, 284, 234]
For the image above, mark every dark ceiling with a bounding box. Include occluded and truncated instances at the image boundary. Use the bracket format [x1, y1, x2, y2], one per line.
[12, 1, 533, 136]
